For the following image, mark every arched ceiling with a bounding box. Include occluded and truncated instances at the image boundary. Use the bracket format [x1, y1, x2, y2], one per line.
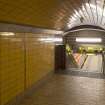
[0, 0, 105, 31]
[67, 25, 105, 32]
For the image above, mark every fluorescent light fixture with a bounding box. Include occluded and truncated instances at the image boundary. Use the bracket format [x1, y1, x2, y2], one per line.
[76, 38, 102, 43]
[39, 37, 63, 43]
[75, 10, 80, 17]
[0, 32, 15, 36]
[86, 3, 96, 9]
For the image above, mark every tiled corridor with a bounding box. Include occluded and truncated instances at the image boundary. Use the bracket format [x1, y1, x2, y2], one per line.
[18, 74, 105, 105]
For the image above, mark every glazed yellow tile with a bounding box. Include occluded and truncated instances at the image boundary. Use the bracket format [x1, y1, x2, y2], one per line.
[25, 35, 55, 87]
[0, 35, 25, 105]
[0, 33, 55, 105]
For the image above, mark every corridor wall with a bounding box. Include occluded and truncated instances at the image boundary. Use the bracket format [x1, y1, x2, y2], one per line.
[25, 33, 54, 88]
[0, 33, 55, 105]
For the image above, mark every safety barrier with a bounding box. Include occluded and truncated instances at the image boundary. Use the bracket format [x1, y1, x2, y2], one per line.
[73, 54, 88, 68]
[66, 54, 78, 68]
[80, 55, 88, 69]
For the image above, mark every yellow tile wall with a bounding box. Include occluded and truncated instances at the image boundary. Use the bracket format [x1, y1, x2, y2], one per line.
[0, 33, 55, 105]
[0, 34, 25, 105]
[25, 33, 55, 87]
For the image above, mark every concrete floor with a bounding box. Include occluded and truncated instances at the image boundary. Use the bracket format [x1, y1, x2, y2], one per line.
[82, 54, 102, 73]
[18, 74, 105, 105]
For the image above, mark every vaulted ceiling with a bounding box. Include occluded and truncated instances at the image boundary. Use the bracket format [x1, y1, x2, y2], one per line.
[0, 0, 105, 31]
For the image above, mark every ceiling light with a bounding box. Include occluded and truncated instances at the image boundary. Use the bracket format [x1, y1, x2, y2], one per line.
[86, 3, 96, 9]
[0, 32, 15, 36]
[76, 38, 102, 43]
[39, 37, 63, 43]
[74, 10, 81, 18]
